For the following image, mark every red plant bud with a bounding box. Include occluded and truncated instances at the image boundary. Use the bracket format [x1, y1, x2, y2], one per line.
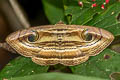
[105, 0, 109, 4]
[91, 3, 97, 8]
[101, 4, 105, 9]
[78, 1, 83, 7]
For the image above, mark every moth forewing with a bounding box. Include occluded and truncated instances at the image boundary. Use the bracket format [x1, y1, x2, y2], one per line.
[6, 24, 114, 66]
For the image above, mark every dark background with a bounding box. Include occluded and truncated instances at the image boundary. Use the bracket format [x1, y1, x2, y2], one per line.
[0, 0, 49, 70]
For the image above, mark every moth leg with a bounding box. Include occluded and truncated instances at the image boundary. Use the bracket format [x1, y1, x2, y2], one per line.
[9, 0, 30, 28]
[32, 57, 60, 66]
[0, 42, 17, 54]
[60, 56, 89, 66]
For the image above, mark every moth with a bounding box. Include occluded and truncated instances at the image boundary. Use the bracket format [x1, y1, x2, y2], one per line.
[0, 22, 114, 66]
[0, 0, 114, 66]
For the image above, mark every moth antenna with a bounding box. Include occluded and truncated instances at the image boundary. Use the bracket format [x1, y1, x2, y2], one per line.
[0, 42, 17, 54]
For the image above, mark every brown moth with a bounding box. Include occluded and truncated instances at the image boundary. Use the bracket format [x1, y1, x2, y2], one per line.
[5, 23, 114, 66]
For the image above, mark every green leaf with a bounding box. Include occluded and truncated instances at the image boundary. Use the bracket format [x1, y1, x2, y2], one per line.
[42, 0, 67, 24]
[8, 72, 108, 80]
[63, 0, 103, 25]
[86, 2, 120, 36]
[0, 57, 49, 79]
[64, 1, 120, 79]
[70, 49, 120, 79]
